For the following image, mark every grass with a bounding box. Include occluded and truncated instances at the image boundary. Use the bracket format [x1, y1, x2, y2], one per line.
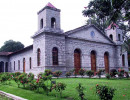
[0, 78, 130, 100]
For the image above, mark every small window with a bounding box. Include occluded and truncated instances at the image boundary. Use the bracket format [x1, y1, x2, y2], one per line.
[37, 48, 41, 66]
[30, 57, 32, 69]
[52, 47, 58, 65]
[122, 54, 125, 66]
[14, 61, 15, 70]
[18, 60, 20, 70]
[118, 34, 121, 41]
[40, 19, 43, 29]
[90, 31, 95, 38]
[109, 34, 113, 40]
[51, 17, 56, 28]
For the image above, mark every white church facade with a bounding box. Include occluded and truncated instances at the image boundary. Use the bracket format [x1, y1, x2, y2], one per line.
[0, 3, 128, 75]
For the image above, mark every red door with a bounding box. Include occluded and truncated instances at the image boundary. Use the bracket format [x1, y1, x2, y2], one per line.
[104, 52, 109, 73]
[74, 49, 81, 74]
[91, 51, 96, 72]
[23, 58, 25, 72]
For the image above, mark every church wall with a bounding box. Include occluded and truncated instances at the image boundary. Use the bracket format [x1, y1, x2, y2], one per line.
[44, 34, 66, 72]
[65, 37, 118, 71]
[32, 33, 46, 75]
[9, 49, 33, 74]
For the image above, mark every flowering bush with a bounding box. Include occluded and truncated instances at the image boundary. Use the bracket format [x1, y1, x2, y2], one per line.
[110, 69, 117, 78]
[53, 71, 62, 79]
[18, 73, 28, 88]
[28, 73, 34, 82]
[118, 68, 124, 79]
[65, 71, 71, 78]
[52, 82, 66, 98]
[106, 73, 111, 79]
[86, 70, 94, 78]
[76, 83, 86, 100]
[96, 84, 116, 100]
[79, 69, 86, 78]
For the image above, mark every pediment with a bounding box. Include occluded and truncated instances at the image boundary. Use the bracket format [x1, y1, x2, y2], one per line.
[65, 25, 114, 44]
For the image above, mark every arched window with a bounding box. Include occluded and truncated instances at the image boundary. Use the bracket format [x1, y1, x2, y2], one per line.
[14, 61, 15, 70]
[29, 57, 32, 69]
[51, 17, 56, 28]
[0, 61, 4, 72]
[23, 58, 25, 72]
[118, 34, 121, 41]
[104, 52, 109, 73]
[37, 48, 41, 66]
[5, 62, 8, 72]
[52, 47, 58, 65]
[109, 34, 113, 40]
[40, 19, 43, 29]
[18, 60, 20, 70]
[91, 50, 96, 72]
[122, 54, 125, 66]
[74, 49, 81, 74]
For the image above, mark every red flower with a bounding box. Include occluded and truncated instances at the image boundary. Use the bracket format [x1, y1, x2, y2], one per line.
[96, 84, 99, 87]
[36, 79, 39, 83]
[123, 95, 125, 96]
[21, 81, 23, 83]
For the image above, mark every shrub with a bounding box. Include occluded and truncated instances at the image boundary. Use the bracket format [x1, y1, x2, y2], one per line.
[106, 74, 111, 79]
[96, 69, 103, 79]
[52, 82, 66, 98]
[96, 84, 116, 100]
[53, 71, 62, 79]
[118, 68, 124, 79]
[110, 69, 117, 77]
[76, 83, 86, 100]
[79, 69, 86, 78]
[44, 69, 52, 76]
[86, 70, 94, 78]
[65, 71, 71, 78]
[14, 72, 21, 77]
[72, 69, 77, 78]
[0, 73, 10, 84]
[124, 72, 129, 79]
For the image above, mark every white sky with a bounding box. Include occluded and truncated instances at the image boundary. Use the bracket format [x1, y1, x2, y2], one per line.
[0, 0, 90, 47]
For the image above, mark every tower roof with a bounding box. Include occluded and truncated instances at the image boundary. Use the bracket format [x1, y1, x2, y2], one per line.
[46, 2, 56, 9]
[37, 2, 60, 15]
[106, 22, 119, 30]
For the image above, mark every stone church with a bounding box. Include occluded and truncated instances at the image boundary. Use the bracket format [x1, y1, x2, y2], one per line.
[0, 3, 128, 75]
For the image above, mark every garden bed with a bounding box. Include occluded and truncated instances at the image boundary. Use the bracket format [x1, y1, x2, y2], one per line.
[0, 78, 130, 100]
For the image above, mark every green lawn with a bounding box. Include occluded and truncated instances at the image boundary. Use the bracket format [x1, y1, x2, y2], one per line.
[0, 78, 130, 100]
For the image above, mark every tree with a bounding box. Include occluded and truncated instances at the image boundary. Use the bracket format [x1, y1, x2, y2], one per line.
[0, 40, 24, 52]
[83, 0, 130, 32]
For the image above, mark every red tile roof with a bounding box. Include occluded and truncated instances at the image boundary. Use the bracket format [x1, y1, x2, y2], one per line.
[46, 2, 56, 8]
[106, 22, 119, 30]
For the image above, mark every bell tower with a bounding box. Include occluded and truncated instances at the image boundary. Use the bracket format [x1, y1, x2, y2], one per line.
[105, 23, 123, 45]
[37, 2, 62, 33]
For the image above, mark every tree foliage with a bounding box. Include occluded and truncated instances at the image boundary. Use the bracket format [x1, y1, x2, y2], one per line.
[0, 40, 24, 52]
[83, 0, 130, 32]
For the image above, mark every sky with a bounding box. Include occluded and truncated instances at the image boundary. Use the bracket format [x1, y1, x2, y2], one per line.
[0, 0, 90, 47]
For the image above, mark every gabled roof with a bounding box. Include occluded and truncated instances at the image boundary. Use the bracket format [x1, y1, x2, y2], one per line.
[9, 45, 33, 56]
[65, 24, 115, 44]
